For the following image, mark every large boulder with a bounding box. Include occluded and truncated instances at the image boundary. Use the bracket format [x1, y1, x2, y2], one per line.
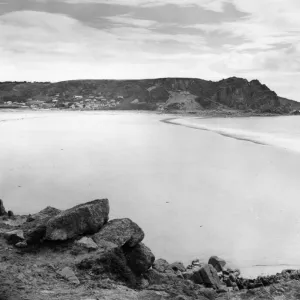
[23, 206, 62, 244]
[124, 243, 155, 275]
[199, 264, 222, 289]
[0, 199, 7, 216]
[93, 218, 144, 248]
[45, 199, 109, 241]
[208, 256, 226, 272]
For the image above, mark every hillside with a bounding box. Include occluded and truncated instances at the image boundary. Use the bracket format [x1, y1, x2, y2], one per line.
[0, 77, 298, 114]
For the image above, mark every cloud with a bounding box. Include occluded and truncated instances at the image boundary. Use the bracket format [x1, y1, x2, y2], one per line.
[0, 10, 219, 82]
[60, 0, 227, 11]
[104, 14, 157, 27]
[0, 0, 300, 100]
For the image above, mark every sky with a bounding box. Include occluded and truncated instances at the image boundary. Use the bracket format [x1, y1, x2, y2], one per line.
[0, 0, 299, 100]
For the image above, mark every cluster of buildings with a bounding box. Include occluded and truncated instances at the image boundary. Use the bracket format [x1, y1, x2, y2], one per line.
[68, 95, 121, 110]
[9, 93, 123, 110]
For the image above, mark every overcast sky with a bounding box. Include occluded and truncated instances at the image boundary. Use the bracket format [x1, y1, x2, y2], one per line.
[0, 0, 299, 99]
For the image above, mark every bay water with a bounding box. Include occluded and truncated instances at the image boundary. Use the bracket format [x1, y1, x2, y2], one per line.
[1, 110, 300, 277]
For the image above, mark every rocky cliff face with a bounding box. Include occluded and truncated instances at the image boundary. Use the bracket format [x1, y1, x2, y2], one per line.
[0, 77, 296, 113]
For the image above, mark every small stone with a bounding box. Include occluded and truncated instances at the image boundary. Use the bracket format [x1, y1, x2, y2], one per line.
[174, 296, 189, 300]
[153, 259, 170, 273]
[7, 210, 14, 218]
[15, 241, 28, 248]
[58, 267, 80, 285]
[170, 262, 186, 272]
[229, 273, 237, 282]
[4, 230, 25, 245]
[75, 237, 98, 250]
[217, 285, 228, 293]
[91, 239, 117, 251]
[26, 215, 34, 222]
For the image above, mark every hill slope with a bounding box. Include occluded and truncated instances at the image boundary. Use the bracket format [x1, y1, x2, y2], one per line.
[0, 77, 297, 113]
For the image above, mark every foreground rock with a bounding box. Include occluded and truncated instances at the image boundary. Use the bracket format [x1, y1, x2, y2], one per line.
[4, 198, 300, 299]
[170, 261, 186, 272]
[208, 256, 226, 272]
[77, 247, 139, 287]
[199, 264, 222, 289]
[46, 199, 109, 240]
[27, 206, 61, 222]
[58, 267, 80, 285]
[124, 243, 155, 275]
[23, 206, 62, 244]
[93, 218, 144, 247]
[153, 258, 171, 273]
[4, 230, 24, 245]
[75, 237, 98, 250]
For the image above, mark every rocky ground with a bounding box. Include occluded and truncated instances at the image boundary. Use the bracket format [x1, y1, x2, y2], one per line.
[1, 199, 300, 300]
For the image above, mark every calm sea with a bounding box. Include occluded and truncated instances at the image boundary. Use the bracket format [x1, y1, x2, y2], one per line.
[1, 110, 300, 277]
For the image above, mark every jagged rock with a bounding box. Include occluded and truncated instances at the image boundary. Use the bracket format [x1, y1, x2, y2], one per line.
[4, 230, 25, 245]
[144, 269, 188, 289]
[0, 199, 7, 216]
[77, 247, 138, 287]
[95, 239, 118, 251]
[7, 211, 14, 218]
[229, 273, 237, 283]
[145, 269, 171, 285]
[93, 218, 144, 248]
[75, 237, 98, 250]
[153, 259, 171, 273]
[46, 199, 109, 241]
[58, 267, 80, 285]
[208, 256, 226, 272]
[225, 277, 234, 287]
[29, 206, 61, 222]
[124, 243, 155, 275]
[22, 206, 62, 244]
[217, 285, 228, 293]
[182, 266, 203, 284]
[170, 262, 186, 272]
[199, 264, 222, 289]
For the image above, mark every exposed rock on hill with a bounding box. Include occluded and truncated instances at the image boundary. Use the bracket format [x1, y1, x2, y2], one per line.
[0, 77, 297, 113]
